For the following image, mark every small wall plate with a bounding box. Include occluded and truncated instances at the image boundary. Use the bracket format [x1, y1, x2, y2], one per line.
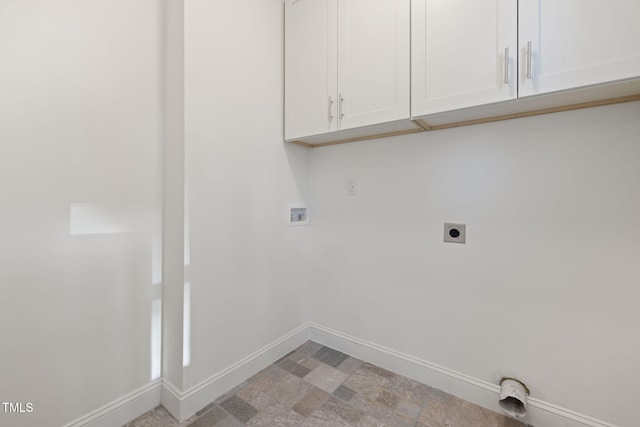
[444, 223, 466, 244]
[288, 204, 309, 227]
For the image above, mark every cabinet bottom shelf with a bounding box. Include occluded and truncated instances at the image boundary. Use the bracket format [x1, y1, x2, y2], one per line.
[286, 119, 423, 147]
[287, 78, 640, 148]
[414, 78, 640, 132]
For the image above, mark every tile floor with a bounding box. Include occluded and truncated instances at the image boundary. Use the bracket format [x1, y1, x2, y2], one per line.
[125, 341, 524, 427]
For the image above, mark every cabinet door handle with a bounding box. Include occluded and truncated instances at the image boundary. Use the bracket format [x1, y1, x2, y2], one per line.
[526, 41, 532, 80]
[504, 47, 509, 84]
[339, 94, 344, 119]
[328, 96, 334, 120]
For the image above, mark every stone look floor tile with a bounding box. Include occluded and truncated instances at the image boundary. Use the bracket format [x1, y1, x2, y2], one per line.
[354, 415, 386, 427]
[249, 370, 315, 410]
[395, 399, 423, 420]
[235, 372, 277, 406]
[303, 363, 350, 393]
[376, 378, 426, 423]
[417, 387, 454, 427]
[458, 400, 524, 427]
[195, 403, 216, 417]
[385, 374, 432, 407]
[215, 382, 248, 405]
[187, 406, 228, 427]
[376, 389, 399, 409]
[219, 395, 258, 423]
[235, 365, 290, 407]
[275, 350, 297, 364]
[123, 406, 178, 427]
[245, 403, 306, 426]
[312, 346, 350, 367]
[348, 392, 416, 427]
[262, 363, 291, 381]
[360, 362, 395, 379]
[293, 340, 324, 358]
[280, 358, 312, 378]
[332, 385, 356, 402]
[293, 386, 329, 417]
[322, 396, 367, 424]
[272, 372, 316, 407]
[418, 387, 524, 427]
[293, 355, 323, 371]
[128, 341, 525, 427]
[124, 406, 196, 427]
[336, 356, 363, 374]
[212, 416, 244, 427]
[498, 415, 527, 427]
[301, 406, 352, 427]
[342, 365, 391, 400]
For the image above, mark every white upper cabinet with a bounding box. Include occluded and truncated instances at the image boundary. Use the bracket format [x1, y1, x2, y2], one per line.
[285, 0, 337, 140]
[519, 0, 640, 98]
[285, 0, 410, 141]
[337, 0, 410, 130]
[287, 1, 640, 144]
[413, 0, 640, 118]
[412, 0, 517, 116]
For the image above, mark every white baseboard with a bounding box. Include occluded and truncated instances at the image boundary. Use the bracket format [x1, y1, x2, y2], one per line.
[307, 322, 617, 427]
[163, 323, 310, 422]
[62, 380, 162, 427]
[62, 324, 309, 426]
[160, 379, 182, 422]
[63, 322, 618, 427]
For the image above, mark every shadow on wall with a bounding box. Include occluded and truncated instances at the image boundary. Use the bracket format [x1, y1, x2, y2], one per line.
[69, 202, 166, 379]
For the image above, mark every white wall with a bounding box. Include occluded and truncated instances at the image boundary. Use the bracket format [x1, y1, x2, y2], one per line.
[1, 1, 310, 424]
[308, 101, 640, 427]
[182, 0, 311, 389]
[0, 1, 163, 426]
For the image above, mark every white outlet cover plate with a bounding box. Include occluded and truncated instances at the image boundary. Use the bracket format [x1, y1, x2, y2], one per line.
[288, 203, 309, 227]
[346, 178, 357, 196]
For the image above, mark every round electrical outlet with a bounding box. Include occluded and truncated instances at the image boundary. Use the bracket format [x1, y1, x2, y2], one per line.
[444, 223, 466, 244]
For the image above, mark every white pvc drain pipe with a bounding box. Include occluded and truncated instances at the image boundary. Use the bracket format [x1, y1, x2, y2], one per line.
[499, 378, 529, 418]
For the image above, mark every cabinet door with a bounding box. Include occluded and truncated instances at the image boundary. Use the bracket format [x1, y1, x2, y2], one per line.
[411, 0, 517, 116]
[519, 0, 640, 97]
[337, 0, 410, 130]
[285, 0, 338, 140]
